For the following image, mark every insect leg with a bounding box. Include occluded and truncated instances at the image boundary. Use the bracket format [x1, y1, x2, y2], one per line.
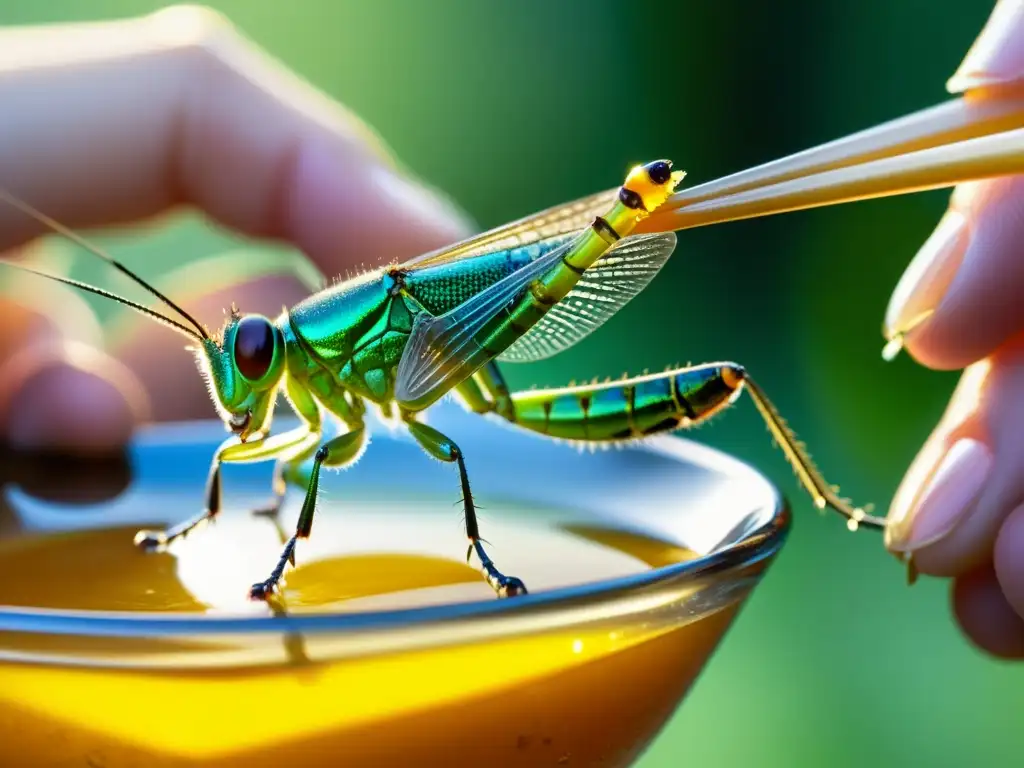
[135, 377, 324, 550]
[475, 362, 515, 419]
[739, 374, 886, 530]
[470, 361, 884, 532]
[133, 448, 228, 550]
[453, 372, 488, 412]
[404, 416, 527, 598]
[133, 423, 323, 550]
[456, 362, 514, 420]
[249, 421, 367, 600]
[250, 441, 323, 546]
[250, 378, 326, 532]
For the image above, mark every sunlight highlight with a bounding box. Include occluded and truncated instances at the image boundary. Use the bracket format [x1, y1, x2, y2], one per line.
[631, 91, 1024, 235]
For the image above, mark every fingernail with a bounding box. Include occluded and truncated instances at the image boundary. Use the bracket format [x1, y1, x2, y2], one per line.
[948, 0, 1024, 92]
[886, 438, 993, 553]
[883, 209, 970, 342]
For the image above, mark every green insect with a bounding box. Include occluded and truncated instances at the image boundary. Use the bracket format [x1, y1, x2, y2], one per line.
[0, 158, 885, 601]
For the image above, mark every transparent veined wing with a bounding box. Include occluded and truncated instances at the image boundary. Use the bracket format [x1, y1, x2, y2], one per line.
[394, 238, 577, 408]
[496, 232, 677, 363]
[402, 187, 619, 271]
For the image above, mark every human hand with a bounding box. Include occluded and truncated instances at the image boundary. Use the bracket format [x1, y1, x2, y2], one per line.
[0, 6, 472, 456]
[883, 0, 1024, 658]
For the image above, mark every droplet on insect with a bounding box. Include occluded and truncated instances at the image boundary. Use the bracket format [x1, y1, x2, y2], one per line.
[847, 519, 858, 532]
[882, 334, 905, 362]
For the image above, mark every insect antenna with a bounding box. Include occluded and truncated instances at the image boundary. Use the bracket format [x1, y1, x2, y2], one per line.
[0, 260, 204, 342]
[742, 375, 886, 532]
[0, 187, 210, 340]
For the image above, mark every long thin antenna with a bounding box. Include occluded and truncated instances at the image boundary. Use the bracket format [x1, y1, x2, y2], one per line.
[0, 187, 210, 340]
[0, 260, 203, 343]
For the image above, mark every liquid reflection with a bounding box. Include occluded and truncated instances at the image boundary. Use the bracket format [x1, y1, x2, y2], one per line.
[0, 443, 701, 617]
[0, 407, 785, 768]
[0, 405, 778, 617]
[0, 497, 690, 616]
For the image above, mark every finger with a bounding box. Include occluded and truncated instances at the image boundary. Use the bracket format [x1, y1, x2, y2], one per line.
[0, 5, 472, 273]
[993, 503, 1024, 621]
[884, 0, 1024, 369]
[0, 247, 149, 454]
[0, 248, 312, 445]
[885, 332, 1024, 577]
[946, 0, 1024, 92]
[884, 176, 1024, 370]
[951, 562, 1024, 660]
[0, 338, 147, 456]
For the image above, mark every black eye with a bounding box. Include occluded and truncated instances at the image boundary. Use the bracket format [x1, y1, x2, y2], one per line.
[233, 315, 276, 382]
[647, 160, 672, 184]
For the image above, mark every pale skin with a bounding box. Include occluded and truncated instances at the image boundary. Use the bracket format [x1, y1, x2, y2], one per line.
[0, 6, 472, 442]
[2, 5, 1024, 655]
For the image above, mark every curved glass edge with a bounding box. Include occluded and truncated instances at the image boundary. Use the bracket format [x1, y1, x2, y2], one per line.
[0, 402, 791, 664]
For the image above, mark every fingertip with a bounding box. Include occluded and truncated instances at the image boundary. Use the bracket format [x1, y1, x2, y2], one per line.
[284, 140, 475, 272]
[883, 361, 994, 575]
[993, 503, 1024, 620]
[952, 563, 1024, 660]
[887, 176, 1024, 369]
[0, 341, 148, 457]
[897, 324, 981, 371]
[947, 0, 1024, 92]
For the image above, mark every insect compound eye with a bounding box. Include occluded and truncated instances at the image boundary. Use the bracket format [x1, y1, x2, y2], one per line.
[647, 160, 672, 185]
[618, 187, 645, 210]
[233, 315, 277, 382]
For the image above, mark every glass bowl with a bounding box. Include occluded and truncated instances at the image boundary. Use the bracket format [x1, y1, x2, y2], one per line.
[0, 400, 788, 767]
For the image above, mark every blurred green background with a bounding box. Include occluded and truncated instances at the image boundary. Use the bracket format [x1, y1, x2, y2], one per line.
[0, 0, 1017, 765]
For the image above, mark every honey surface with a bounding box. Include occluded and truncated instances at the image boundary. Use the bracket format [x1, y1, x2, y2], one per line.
[0, 504, 741, 767]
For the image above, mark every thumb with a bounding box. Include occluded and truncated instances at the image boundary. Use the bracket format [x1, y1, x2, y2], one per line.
[0, 267, 148, 456]
[0, 338, 148, 456]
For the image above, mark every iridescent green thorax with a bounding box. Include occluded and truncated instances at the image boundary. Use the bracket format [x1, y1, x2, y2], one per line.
[283, 238, 574, 406]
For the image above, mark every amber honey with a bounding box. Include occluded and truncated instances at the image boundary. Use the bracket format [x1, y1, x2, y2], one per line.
[0, 504, 748, 768]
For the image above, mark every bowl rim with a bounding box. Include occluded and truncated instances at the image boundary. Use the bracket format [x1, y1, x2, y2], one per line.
[0, 411, 791, 643]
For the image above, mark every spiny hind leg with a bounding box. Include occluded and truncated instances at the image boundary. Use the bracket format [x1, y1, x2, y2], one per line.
[251, 379, 329, 535]
[251, 443, 321, 546]
[136, 376, 324, 551]
[249, 423, 367, 601]
[460, 361, 884, 531]
[134, 424, 322, 551]
[404, 413, 527, 598]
